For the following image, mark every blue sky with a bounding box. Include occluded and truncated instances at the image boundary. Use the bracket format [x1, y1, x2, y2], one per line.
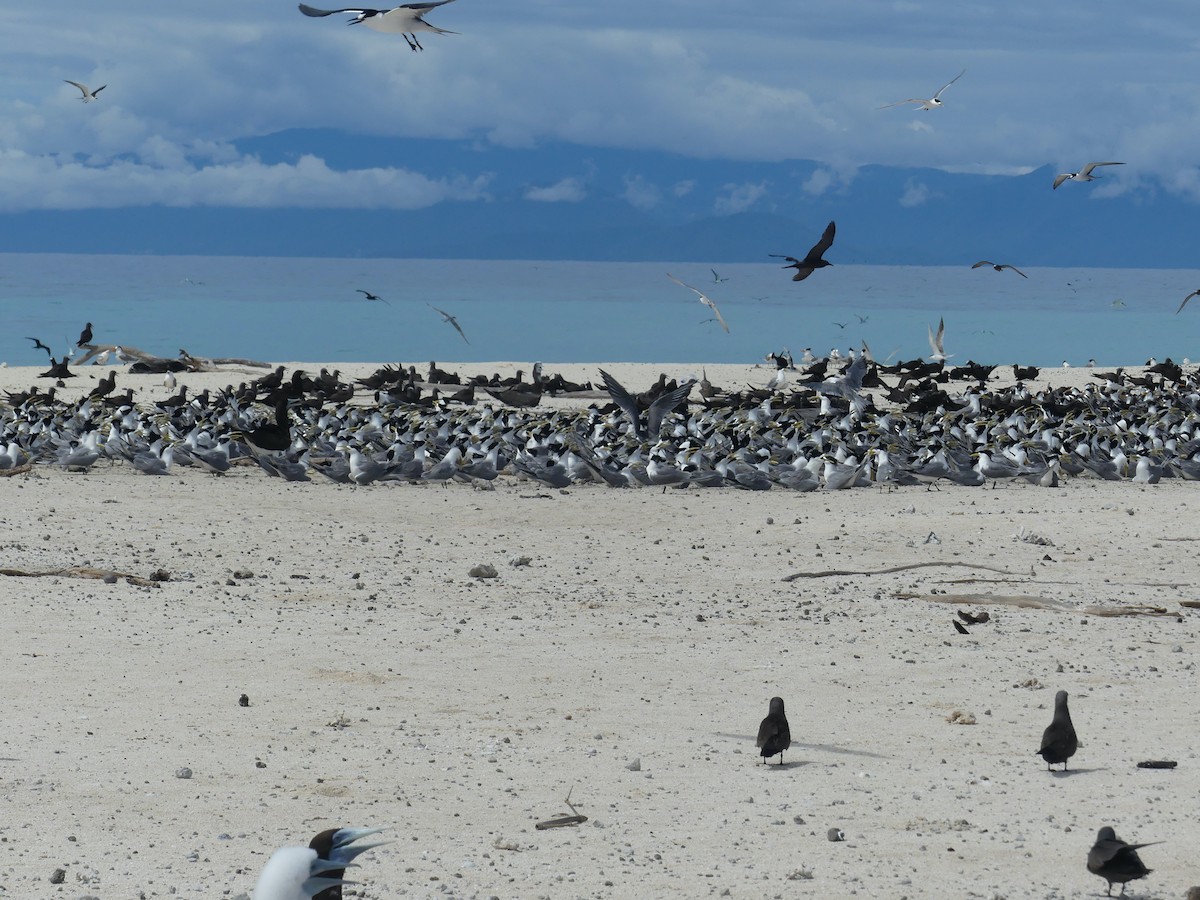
[4, 1, 1200, 213]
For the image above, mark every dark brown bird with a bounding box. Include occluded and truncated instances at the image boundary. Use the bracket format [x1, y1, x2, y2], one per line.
[971, 260, 1027, 278]
[1087, 826, 1159, 896]
[77, 322, 93, 347]
[770, 221, 836, 282]
[1037, 689, 1077, 771]
[755, 696, 791, 765]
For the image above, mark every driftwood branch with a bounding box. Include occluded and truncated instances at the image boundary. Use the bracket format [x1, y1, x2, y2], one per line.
[0, 464, 33, 477]
[894, 591, 1177, 617]
[782, 561, 1021, 582]
[74, 344, 269, 370]
[0, 566, 162, 588]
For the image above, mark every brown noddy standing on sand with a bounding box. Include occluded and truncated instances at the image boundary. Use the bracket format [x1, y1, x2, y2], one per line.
[1087, 826, 1160, 896]
[1037, 689, 1077, 771]
[756, 696, 791, 765]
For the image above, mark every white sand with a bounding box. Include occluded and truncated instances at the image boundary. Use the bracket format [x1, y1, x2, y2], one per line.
[1, 361, 1197, 899]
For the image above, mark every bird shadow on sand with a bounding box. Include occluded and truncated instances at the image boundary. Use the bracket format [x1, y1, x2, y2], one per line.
[1047, 766, 1106, 778]
[758, 759, 811, 771]
[793, 741, 888, 759]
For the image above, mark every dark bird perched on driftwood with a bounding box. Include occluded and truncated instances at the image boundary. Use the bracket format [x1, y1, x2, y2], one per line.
[1037, 689, 1077, 771]
[770, 221, 835, 282]
[755, 696, 791, 765]
[77, 322, 93, 347]
[1087, 826, 1159, 897]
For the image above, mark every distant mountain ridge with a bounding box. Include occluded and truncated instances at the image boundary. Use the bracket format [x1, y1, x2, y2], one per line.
[1, 129, 1196, 267]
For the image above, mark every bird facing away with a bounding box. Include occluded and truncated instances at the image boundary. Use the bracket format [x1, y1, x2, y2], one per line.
[667, 273, 730, 333]
[1087, 826, 1159, 897]
[356, 289, 388, 305]
[1052, 161, 1124, 190]
[298, 2, 458, 51]
[770, 221, 836, 282]
[77, 322, 93, 347]
[1175, 289, 1200, 314]
[756, 696, 791, 765]
[65, 80, 106, 102]
[927, 317, 952, 362]
[598, 369, 695, 441]
[1037, 689, 1078, 771]
[428, 303, 469, 343]
[878, 69, 965, 110]
[251, 826, 388, 900]
[972, 260, 1028, 278]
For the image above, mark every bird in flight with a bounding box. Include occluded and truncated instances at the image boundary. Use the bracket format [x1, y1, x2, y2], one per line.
[298, 1, 458, 51]
[65, 80, 106, 102]
[1176, 289, 1200, 314]
[1052, 161, 1124, 190]
[428, 303, 469, 343]
[928, 317, 953, 362]
[710, 268, 729, 283]
[972, 260, 1028, 278]
[667, 273, 730, 333]
[356, 289, 388, 304]
[770, 221, 836, 282]
[26, 337, 53, 358]
[878, 69, 964, 110]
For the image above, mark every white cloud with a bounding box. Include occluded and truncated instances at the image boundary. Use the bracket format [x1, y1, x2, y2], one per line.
[524, 177, 586, 203]
[714, 181, 767, 214]
[899, 179, 932, 207]
[0, 149, 491, 212]
[622, 174, 662, 210]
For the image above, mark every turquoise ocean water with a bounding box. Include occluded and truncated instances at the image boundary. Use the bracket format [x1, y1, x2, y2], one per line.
[2, 253, 1197, 367]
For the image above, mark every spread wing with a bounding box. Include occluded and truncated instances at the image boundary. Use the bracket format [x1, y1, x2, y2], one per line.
[1079, 161, 1124, 178]
[932, 69, 965, 99]
[64, 80, 90, 97]
[299, 4, 377, 17]
[971, 261, 994, 269]
[667, 273, 729, 333]
[1177, 289, 1200, 314]
[804, 221, 836, 263]
[1051, 173, 1071, 190]
[877, 98, 924, 110]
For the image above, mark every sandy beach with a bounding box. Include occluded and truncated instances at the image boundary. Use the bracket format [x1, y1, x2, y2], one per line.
[1, 360, 1198, 899]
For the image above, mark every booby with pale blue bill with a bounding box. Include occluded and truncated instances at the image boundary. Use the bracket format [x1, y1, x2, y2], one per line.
[299, 1, 458, 51]
[252, 827, 388, 900]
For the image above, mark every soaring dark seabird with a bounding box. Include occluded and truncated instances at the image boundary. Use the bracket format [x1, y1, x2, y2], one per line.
[972, 260, 1028, 278]
[356, 289, 388, 305]
[1087, 826, 1159, 897]
[770, 221, 836, 282]
[298, 1, 458, 51]
[755, 696, 791, 765]
[1037, 689, 1077, 771]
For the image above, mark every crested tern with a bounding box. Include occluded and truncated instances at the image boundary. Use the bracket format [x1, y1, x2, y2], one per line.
[1052, 161, 1124, 190]
[428, 303, 469, 343]
[252, 827, 388, 900]
[64, 80, 106, 102]
[878, 69, 964, 110]
[667, 273, 730, 333]
[971, 260, 1027, 278]
[927, 317, 952, 362]
[770, 220, 836, 282]
[298, 1, 458, 51]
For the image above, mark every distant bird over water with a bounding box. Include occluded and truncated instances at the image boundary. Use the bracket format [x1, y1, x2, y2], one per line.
[756, 696, 791, 765]
[298, 1, 458, 51]
[1175, 289, 1200, 314]
[1037, 689, 1077, 771]
[356, 289, 388, 305]
[972, 260, 1027, 278]
[1052, 161, 1124, 190]
[878, 69, 965, 110]
[428, 304, 469, 343]
[667, 273, 730, 333]
[64, 80, 106, 102]
[770, 221, 836, 282]
[1087, 826, 1159, 897]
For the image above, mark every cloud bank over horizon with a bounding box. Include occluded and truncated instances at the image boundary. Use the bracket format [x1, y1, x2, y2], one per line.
[4, 2, 1200, 212]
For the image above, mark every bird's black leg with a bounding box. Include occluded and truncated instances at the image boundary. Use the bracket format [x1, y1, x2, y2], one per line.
[412, 34, 424, 50]
[404, 33, 418, 51]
